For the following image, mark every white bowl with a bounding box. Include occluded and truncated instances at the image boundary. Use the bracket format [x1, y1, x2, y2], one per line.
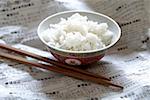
[38, 10, 121, 65]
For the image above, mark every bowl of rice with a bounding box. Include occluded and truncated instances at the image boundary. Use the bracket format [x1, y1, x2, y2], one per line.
[37, 10, 121, 65]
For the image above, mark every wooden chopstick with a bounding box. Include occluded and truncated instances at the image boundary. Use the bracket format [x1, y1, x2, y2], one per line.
[0, 43, 110, 81]
[0, 52, 123, 89]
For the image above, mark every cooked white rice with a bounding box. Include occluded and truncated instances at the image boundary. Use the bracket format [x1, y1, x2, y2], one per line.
[42, 13, 113, 51]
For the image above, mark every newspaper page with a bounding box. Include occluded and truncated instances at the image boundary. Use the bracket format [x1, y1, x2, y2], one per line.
[0, 0, 150, 99]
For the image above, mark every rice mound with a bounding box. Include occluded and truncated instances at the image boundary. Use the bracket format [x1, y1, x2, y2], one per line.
[42, 13, 113, 51]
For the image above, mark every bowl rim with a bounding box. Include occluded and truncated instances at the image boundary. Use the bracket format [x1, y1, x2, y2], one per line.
[37, 10, 121, 54]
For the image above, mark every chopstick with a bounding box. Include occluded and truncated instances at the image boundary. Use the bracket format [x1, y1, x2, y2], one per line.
[0, 43, 123, 89]
[0, 52, 123, 89]
[0, 43, 110, 81]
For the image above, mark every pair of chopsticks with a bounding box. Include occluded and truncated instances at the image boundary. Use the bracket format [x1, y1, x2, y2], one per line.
[0, 43, 123, 90]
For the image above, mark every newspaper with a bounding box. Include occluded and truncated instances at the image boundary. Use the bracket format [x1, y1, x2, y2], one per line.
[0, 0, 150, 99]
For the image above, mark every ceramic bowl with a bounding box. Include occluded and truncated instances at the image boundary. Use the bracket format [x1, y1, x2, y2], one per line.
[37, 10, 121, 65]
